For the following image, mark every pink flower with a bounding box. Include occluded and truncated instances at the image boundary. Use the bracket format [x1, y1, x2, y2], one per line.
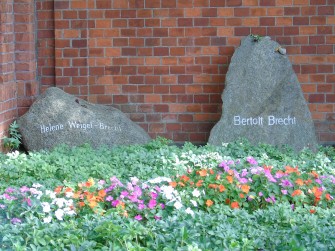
[138, 204, 146, 210]
[281, 190, 288, 195]
[148, 199, 157, 209]
[134, 215, 143, 221]
[151, 192, 158, 199]
[106, 196, 114, 202]
[111, 200, 120, 207]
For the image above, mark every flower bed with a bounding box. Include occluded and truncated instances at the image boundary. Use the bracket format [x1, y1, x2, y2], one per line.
[0, 139, 335, 250]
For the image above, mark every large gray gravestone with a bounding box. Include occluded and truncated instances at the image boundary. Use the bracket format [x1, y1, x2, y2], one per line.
[18, 87, 151, 151]
[208, 35, 318, 151]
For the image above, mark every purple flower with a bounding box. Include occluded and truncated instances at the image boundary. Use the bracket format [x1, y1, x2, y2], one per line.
[264, 170, 277, 183]
[154, 186, 161, 192]
[246, 156, 258, 165]
[133, 186, 143, 197]
[106, 196, 114, 202]
[134, 215, 143, 221]
[281, 190, 288, 195]
[20, 186, 30, 193]
[148, 199, 157, 209]
[275, 172, 286, 179]
[238, 178, 249, 184]
[258, 192, 263, 197]
[151, 192, 158, 199]
[241, 169, 248, 177]
[23, 197, 32, 207]
[127, 183, 134, 191]
[120, 190, 129, 198]
[154, 215, 162, 220]
[5, 187, 16, 193]
[265, 196, 275, 203]
[128, 194, 139, 203]
[315, 179, 322, 185]
[281, 179, 293, 187]
[111, 200, 120, 207]
[0, 204, 6, 209]
[160, 203, 165, 209]
[291, 204, 295, 211]
[105, 185, 116, 193]
[98, 180, 106, 186]
[110, 176, 123, 187]
[219, 161, 230, 172]
[138, 204, 146, 210]
[11, 218, 22, 224]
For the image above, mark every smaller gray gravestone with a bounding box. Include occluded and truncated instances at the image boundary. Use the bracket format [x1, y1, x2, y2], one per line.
[18, 87, 151, 151]
[208, 35, 318, 151]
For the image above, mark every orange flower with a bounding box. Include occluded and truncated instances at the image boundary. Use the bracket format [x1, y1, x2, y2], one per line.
[209, 169, 214, 175]
[215, 174, 221, 180]
[98, 189, 106, 198]
[292, 189, 302, 197]
[89, 200, 97, 209]
[196, 180, 203, 187]
[239, 193, 245, 198]
[208, 184, 218, 189]
[285, 166, 300, 175]
[78, 201, 85, 207]
[230, 201, 239, 209]
[180, 175, 190, 182]
[169, 181, 177, 188]
[241, 184, 250, 193]
[312, 186, 322, 199]
[263, 165, 273, 172]
[310, 209, 316, 214]
[197, 169, 207, 177]
[178, 181, 186, 187]
[325, 193, 332, 201]
[218, 184, 225, 192]
[65, 187, 73, 193]
[225, 198, 231, 205]
[310, 171, 319, 178]
[73, 191, 82, 199]
[205, 199, 213, 207]
[295, 178, 304, 186]
[227, 170, 234, 176]
[226, 176, 233, 184]
[54, 186, 63, 194]
[304, 179, 312, 185]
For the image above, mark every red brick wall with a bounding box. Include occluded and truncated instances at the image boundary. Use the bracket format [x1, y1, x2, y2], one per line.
[0, 0, 17, 149]
[48, 0, 335, 145]
[2, 0, 334, 148]
[0, 0, 38, 150]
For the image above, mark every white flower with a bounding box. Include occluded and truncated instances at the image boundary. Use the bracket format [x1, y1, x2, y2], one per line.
[174, 201, 183, 210]
[43, 216, 52, 223]
[185, 207, 194, 216]
[29, 188, 43, 199]
[192, 189, 201, 198]
[63, 207, 76, 216]
[53, 198, 66, 208]
[190, 200, 198, 207]
[130, 177, 139, 185]
[65, 192, 73, 198]
[32, 183, 43, 188]
[45, 190, 56, 199]
[41, 202, 51, 213]
[55, 209, 64, 220]
[6, 151, 20, 159]
[147, 177, 171, 184]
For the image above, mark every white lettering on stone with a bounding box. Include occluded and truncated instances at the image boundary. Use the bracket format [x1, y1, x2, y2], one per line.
[40, 123, 64, 134]
[233, 116, 263, 126]
[268, 115, 296, 126]
[68, 121, 93, 130]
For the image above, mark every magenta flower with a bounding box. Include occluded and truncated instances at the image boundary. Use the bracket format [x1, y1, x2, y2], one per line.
[20, 186, 30, 193]
[138, 204, 146, 210]
[148, 199, 157, 209]
[111, 200, 120, 207]
[120, 190, 129, 198]
[281, 190, 288, 195]
[151, 192, 158, 199]
[160, 203, 165, 209]
[134, 215, 143, 221]
[106, 196, 114, 202]
[23, 197, 32, 207]
[315, 179, 322, 184]
[154, 215, 162, 220]
[281, 179, 293, 187]
[5, 187, 16, 193]
[246, 156, 258, 165]
[11, 218, 22, 224]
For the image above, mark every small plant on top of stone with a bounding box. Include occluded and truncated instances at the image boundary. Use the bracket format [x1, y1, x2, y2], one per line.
[2, 121, 22, 151]
[250, 34, 262, 42]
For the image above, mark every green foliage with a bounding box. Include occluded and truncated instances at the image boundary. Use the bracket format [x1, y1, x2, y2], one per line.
[2, 121, 22, 151]
[0, 138, 335, 250]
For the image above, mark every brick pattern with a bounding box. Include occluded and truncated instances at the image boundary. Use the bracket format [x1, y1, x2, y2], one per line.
[14, 0, 39, 116]
[0, 0, 17, 149]
[50, 0, 334, 145]
[36, 0, 55, 92]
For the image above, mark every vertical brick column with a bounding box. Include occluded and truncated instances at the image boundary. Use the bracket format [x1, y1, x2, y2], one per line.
[36, 0, 55, 92]
[14, 0, 39, 116]
[54, 0, 89, 98]
[0, 0, 18, 149]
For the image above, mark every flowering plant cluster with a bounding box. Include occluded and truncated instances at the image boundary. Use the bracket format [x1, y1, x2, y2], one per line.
[1, 156, 334, 226]
[169, 156, 335, 214]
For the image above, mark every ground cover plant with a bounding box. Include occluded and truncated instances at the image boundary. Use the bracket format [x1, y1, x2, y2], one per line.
[0, 138, 335, 250]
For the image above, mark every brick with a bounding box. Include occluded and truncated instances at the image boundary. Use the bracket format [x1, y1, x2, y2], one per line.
[235, 27, 251, 36]
[326, 94, 335, 102]
[293, 17, 309, 25]
[202, 8, 217, 17]
[317, 26, 333, 35]
[260, 0, 275, 5]
[317, 84, 333, 92]
[318, 6, 334, 15]
[178, 18, 193, 27]
[154, 47, 169, 56]
[284, 7, 300, 15]
[318, 65, 333, 73]
[309, 36, 325, 45]
[227, 0, 242, 6]
[260, 17, 275, 26]
[309, 94, 325, 103]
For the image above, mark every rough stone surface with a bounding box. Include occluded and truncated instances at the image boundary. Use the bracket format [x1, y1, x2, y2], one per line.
[18, 87, 151, 151]
[208, 35, 318, 151]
